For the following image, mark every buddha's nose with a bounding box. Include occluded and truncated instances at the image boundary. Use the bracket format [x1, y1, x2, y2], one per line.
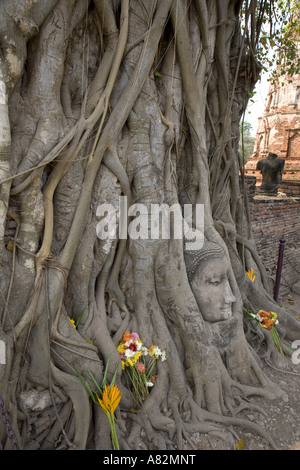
[225, 281, 236, 304]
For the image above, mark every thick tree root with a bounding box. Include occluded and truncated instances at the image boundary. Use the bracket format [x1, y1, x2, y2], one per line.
[1, 0, 300, 453]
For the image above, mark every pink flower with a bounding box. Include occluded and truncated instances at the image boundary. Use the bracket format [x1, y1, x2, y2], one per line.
[131, 332, 139, 341]
[137, 362, 146, 373]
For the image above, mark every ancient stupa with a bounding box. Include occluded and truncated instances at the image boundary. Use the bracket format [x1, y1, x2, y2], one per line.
[245, 72, 300, 186]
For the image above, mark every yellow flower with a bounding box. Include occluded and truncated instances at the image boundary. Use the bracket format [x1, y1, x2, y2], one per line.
[246, 268, 255, 282]
[133, 351, 142, 363]
[69, 317, 76, 328]
[117, 343, 125, 353]
[97, 384, 121, 415]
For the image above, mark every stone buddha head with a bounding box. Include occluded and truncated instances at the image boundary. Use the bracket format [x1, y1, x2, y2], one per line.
[184, 237, 236, 323]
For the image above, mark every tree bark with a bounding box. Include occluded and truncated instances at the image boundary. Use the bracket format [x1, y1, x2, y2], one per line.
[0, 0, 299, 450]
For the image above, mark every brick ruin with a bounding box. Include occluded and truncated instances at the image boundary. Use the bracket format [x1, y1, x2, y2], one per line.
[245, 73, 300, 186]
[243, 68, 300, 304]
[244, 176, 300, 302]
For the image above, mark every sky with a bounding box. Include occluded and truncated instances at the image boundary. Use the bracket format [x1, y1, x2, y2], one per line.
[244, 70, 271, 136]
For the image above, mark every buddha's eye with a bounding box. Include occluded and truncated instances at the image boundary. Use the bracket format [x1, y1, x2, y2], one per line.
[208, 278, 221, 286]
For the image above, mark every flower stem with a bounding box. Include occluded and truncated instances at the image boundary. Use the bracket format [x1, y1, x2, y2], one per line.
[107, 413, 119, 450]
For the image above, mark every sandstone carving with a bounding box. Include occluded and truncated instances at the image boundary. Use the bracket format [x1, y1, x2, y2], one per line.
[185, 240, 236, 323]
[256, 152, 285, 195]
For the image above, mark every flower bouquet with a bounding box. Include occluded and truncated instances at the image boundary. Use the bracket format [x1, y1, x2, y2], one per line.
[244, 308, 284, 355]
[117, 331, 166, 409]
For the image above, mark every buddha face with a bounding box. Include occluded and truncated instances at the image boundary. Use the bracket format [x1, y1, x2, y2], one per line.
[191, 257, 236, 323]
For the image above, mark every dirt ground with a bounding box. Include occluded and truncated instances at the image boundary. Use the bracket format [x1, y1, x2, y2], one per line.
[181, 360, 300, 451]
[182, 291, 300, 451]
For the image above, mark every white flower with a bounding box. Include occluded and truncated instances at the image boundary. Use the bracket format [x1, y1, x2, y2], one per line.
[146, 381, 154, 387]
[161, 351, 166, 362]
[141, 346, 148, 355]
[125, 349, 135, 358]
[153, 347, 162, 356]
[248, 312, 257, 320]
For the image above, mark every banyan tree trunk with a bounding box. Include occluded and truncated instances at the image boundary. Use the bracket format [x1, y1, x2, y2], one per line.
[0, 0, 299, 450]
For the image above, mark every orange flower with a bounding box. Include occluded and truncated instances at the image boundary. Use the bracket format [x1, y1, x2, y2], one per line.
[257, 310, 277, 330]
[246, 268, 255, 282]
[122, 331, 131, 343]
[97, 384, 121, 415]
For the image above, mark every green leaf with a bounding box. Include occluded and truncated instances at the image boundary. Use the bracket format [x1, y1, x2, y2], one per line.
[110, 360, 119, 386]
[75, 307, 86, 327]
[75, 356, 120, 405]
[260, 36, 267, 47]
[88, 369, 103, 395]
[100, 354, 119, 388]
[73, 366, 98, 404]
[85, 338, 94, 345]
[101, 355, 111, 389]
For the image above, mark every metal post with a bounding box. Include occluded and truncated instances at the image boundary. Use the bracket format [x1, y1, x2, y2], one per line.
[274, 235, 286, 302]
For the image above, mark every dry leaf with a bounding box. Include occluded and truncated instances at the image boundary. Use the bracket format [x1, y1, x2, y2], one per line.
[236, 438, 245, 450]
[5, 240, 14, 251]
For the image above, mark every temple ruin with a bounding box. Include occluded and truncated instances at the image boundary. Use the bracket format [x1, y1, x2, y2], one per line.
[245, 72, 300, 188]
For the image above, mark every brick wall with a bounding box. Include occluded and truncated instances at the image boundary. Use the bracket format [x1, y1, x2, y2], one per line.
[279, 181, 300, 197]
[244, 176, 300, 297]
